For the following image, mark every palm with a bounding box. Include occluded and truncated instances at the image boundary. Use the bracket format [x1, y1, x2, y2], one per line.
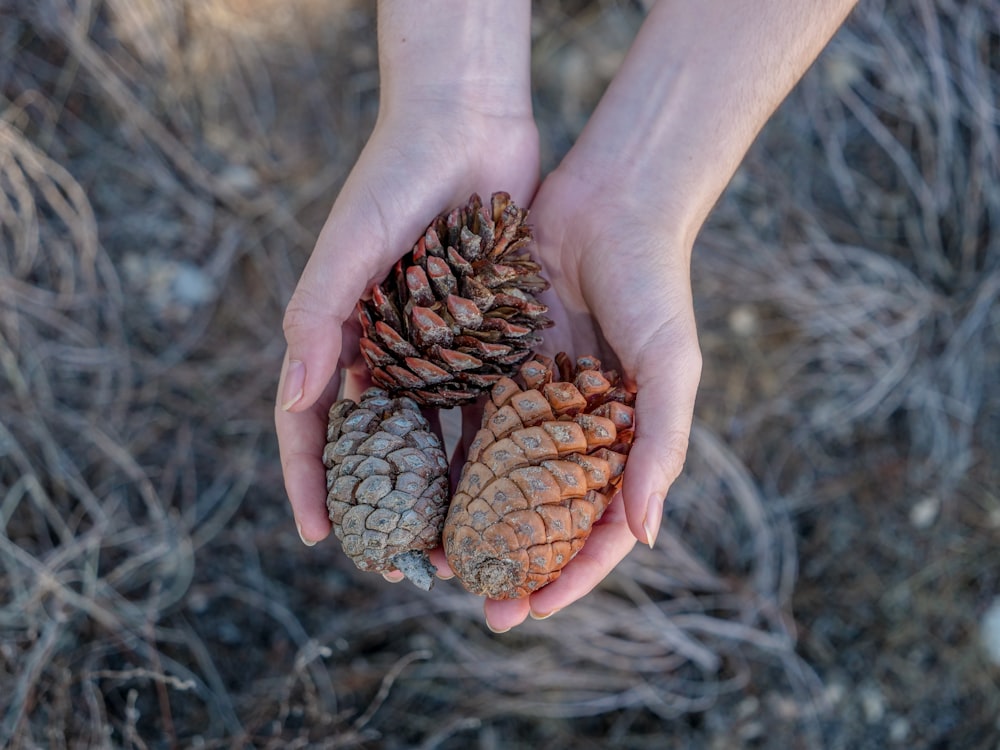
[474, 168, 702, 629]
[338, 115, 542, 394]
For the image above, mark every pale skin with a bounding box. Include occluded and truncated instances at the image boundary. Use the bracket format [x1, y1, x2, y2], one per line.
[276, 0, 858, 632]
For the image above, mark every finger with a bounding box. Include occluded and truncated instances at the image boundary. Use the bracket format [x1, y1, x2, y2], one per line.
[621, 326, 702, 547]
[526, 492, 635, 618]
[275, 351, 342, 544]
[427, 547, 454, 580]
[484, 596, 530, 634]
[281, 249, 363, 415]
[279, 159, 457, 414]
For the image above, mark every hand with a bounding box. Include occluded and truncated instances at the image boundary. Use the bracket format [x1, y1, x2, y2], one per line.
[275, 2, 538, 546]
[475, 0, 856, 632]
[477, 166, 702, 631]
[276, 0, 855, 626]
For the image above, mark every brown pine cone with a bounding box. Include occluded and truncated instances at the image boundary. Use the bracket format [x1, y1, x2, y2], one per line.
[443, 353, 636, 599]
[323, 388, 449, 589]
[357, 192, 551, 408]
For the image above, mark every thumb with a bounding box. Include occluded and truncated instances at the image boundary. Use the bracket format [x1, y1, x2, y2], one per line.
[620, 325, 702, 547]
[279, 152, 489, 412]
[279, 251, 357, 414]
[279, 183, 416, 412]
[278, 312, 346, 414]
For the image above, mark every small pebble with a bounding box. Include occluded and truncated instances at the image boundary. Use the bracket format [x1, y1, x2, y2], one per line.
[980, 598, 1000, 666]
[909, 496, 940, 529]
[823, 681, 847, 709]
[735, 696, 759, 720]
[889, 717, 910, 743]
[988, 507, 1000, 528]
[217, 164, 260, 193]
[728, 304, 760, 337]
[859, 684, 886, 724]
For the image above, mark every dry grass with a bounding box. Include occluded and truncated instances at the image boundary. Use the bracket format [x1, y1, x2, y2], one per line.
[1, 0, 998, 747]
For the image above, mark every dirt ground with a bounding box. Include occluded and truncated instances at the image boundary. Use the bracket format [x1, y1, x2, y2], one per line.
[1, 1, 998, 748]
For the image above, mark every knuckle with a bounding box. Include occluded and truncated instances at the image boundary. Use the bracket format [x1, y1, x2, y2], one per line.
[635, 309, 702, 369]
[282, 287, 331, 339]
[686, 338, 704, 380]
[673, 327, 703, 389]
[281, 304, 308, 339]
[660, 430, 691, 485]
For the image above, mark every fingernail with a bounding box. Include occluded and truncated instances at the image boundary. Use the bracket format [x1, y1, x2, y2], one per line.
[642, 494, 663, 549]
[281, 359, 305, 411]
[529, 608, 560, 621]
[486, 620, 510, 634]
[435, 570, 454, 581]
[297, 522, 316, 547]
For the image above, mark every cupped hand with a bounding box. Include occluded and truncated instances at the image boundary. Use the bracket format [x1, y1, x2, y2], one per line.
[276, 110, 539, 545]
[479, 166, 703, 631]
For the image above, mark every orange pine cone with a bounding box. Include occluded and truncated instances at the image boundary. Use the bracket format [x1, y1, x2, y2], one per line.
[443, 353, 636, 599]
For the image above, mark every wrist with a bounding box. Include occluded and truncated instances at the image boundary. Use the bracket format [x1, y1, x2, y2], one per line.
[376, 1, 533, 121]
[532, 163, 695, 324]
[544, 153, 703, 263]
[555, 0, 857, 246]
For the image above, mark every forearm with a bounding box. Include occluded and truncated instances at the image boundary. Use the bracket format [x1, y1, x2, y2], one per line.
[377, 1, 533, 120]
[560, 0, 857, 244]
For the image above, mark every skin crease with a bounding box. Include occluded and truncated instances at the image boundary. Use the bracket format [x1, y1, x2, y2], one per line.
[276, 0, 859, 633]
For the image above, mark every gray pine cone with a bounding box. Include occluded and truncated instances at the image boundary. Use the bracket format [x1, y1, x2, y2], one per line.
[323, 388, 449, 588]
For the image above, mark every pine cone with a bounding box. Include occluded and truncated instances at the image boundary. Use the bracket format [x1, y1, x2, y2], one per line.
[323, 388, 449, 590]
[357, 192, 551, 407]
[443, 353, 636, 599]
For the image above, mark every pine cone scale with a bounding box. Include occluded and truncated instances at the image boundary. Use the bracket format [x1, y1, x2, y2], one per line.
[435, 347, 482, 371]
[445, 294, 483, 328]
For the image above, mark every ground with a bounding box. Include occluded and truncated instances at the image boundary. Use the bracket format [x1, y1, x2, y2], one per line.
[1, 1, 998, 747]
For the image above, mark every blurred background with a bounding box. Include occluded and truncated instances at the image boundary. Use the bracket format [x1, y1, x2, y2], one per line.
[1, 0, 998, 747]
